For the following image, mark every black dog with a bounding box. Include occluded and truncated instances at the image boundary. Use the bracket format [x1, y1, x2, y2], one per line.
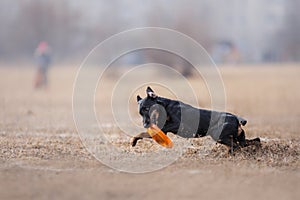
[131, 87, 260, 153]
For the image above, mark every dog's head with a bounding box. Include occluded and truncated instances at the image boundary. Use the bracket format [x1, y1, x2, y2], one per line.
[137, 87, 167, 128]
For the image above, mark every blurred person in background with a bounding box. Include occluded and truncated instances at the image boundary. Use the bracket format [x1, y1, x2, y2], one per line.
[34, 41, 51, 89]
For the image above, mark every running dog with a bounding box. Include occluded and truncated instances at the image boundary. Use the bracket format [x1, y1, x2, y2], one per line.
[131, 87, 260, 153]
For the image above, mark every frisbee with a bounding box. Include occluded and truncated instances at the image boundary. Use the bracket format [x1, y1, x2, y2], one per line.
[147, 124, 173, 148]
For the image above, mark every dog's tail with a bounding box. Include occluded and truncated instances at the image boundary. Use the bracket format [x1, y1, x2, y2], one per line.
[237, 116, 247, 126]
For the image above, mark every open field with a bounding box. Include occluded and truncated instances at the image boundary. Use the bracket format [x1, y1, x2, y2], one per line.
[0, 64, 300, 200]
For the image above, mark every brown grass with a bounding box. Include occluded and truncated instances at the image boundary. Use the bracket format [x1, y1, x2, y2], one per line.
[0, 64, 299, 200]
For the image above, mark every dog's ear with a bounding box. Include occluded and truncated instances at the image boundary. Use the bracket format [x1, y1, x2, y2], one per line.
[137, 95, 142, 103]
[146, 86, 157, 98]
[146, 86, 154, 93]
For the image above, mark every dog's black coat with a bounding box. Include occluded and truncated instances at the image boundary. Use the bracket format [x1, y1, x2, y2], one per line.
[133, 87, 259, 151]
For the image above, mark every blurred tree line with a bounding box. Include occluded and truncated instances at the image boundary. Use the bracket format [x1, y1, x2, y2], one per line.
[0, 0, 299, 63]
[280, 0, 300, 61]
[0, 1, 85, 60]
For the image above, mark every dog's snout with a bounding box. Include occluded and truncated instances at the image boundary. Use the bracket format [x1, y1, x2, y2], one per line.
[143, 117, 150, 128]
[143, 123, 150, 128]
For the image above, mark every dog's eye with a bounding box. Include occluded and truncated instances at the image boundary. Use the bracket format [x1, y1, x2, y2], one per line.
[142, 107, 149, 112]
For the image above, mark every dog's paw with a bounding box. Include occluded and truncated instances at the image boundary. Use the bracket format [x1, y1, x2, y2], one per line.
[130, 137, 140, 147]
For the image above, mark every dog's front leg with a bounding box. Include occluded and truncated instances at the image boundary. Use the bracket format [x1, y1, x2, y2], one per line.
[130, 132, 152, 147]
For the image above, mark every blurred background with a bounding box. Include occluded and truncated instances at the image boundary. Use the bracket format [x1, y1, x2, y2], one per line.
[1, 1, 300, 199]
[0, 0, 299, 65]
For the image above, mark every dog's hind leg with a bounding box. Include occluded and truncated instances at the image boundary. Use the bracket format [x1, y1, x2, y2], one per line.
[237, 126, 261, 147]
[237, 127, 246, 147]
[245, 137, 261, 147]
[218, 125, 240, 154]
[130, 132, 152, 147]
[217, 138, 239, 154]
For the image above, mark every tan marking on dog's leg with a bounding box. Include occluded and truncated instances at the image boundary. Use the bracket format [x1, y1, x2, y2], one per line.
[224, 145, 233, 157]
[237, 124, 242, 136]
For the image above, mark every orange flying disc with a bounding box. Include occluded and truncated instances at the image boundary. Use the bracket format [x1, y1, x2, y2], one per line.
[147, 124, 173, 148]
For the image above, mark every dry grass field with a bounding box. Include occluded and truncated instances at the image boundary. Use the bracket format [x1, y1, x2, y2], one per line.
[0, 63, 299, 200]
